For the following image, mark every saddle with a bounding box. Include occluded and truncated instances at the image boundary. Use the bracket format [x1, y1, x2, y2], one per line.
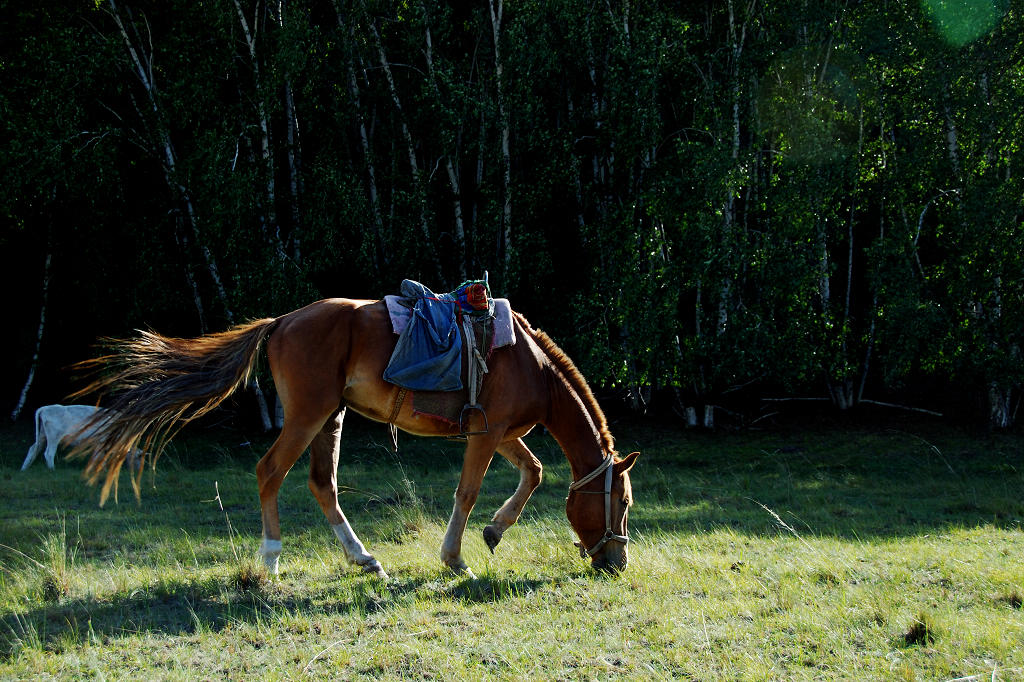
[382, 277, 500, 439]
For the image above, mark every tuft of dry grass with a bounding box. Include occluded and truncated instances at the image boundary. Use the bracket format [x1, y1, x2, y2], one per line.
[901, 613, 939, 647]
[231, 560, 270, 595]
[998, 590, 1023, 610]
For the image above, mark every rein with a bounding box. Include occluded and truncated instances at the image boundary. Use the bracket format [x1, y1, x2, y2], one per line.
[568, 454, 629, 558]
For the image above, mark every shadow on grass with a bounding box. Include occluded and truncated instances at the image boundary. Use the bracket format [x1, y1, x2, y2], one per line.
[622, 425, 1024, 540]
[0, 568, 565, 657]
[4, 417, 1023, 542]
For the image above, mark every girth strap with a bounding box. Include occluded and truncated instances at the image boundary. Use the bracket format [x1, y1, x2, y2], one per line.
[386, 387, 408, 452]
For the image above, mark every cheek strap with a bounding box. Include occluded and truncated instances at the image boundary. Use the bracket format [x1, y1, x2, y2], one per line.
[568, 455, 629, 558]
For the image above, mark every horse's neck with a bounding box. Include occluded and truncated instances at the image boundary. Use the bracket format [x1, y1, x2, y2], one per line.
[543, 376, 608, 480]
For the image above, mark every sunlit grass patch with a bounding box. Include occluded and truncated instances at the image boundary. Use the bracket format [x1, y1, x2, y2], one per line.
[1, 418, 1023, 679]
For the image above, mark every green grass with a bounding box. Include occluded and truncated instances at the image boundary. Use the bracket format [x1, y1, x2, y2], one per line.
[1, 414, 1022, 680]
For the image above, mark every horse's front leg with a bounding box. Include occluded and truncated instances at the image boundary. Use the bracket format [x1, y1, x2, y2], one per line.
[483, 438, 543, 552]
[441, 432, 501, 576]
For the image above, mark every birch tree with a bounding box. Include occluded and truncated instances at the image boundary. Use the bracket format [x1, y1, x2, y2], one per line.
[106, 0, 234, 325]
[421, 2, 469, 282]
[332, 0, 386, 275]
[5, 0, 1024, 427]
[11, 247, 51, 421]
[364, 5, 441, 283]
[488, 0, 513, 290]
[231, 0, 288, 262]
[933, 31, 1023, 428]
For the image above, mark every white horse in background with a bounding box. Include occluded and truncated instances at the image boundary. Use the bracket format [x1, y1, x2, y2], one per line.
[21, 405, 116, 470]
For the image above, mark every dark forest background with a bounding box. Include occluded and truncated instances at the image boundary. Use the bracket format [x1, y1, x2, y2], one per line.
[3, 0, 1022, 429]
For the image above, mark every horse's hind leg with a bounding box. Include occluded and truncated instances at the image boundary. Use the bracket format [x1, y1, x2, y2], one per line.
[483, 438, 543, 552]
[256, 415, 328, 573]
[307, 408, 387, 579]
[21, 432, 44, 471]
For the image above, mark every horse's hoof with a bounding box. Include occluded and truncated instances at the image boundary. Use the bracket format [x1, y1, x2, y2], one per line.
[445, 561, 476, 579]
[361, 561, 389, 580]
[483, 524, 502, 553]
[258, 539, 282, 575]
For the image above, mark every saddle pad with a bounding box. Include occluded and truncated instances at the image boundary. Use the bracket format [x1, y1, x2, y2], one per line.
[385, 296, 516, 348]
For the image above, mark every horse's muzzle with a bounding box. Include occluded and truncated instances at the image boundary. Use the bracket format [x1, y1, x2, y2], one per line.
[589, 542, 628, 572]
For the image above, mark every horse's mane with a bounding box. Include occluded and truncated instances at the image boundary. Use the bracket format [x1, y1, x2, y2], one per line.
[513, 312, 615, 455]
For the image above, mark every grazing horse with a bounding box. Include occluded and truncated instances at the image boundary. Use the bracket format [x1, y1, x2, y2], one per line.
[71, 298, 639, 576]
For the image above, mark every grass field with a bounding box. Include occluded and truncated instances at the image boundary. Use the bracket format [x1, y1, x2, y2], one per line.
[1, 411, 1022, 680]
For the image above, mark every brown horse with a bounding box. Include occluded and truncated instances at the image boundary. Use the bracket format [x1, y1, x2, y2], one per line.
[71, 298, 639, 576]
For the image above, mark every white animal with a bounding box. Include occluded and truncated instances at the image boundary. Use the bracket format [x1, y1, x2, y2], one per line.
[21, 404, 110, 471]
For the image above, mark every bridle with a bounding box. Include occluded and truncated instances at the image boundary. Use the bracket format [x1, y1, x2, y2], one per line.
[568, 454, 629, 558]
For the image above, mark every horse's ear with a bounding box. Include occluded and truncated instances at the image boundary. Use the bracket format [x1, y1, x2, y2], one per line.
[615, 451, 640, 473]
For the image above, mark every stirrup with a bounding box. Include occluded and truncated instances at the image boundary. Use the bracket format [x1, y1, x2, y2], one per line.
[459, 403, 489, 436]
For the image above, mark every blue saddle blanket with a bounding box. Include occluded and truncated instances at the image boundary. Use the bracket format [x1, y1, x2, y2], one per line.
[382, 280, 492, 392]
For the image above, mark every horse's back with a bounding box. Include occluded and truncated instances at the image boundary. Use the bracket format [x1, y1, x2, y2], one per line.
[268, 299, 390, 416]
[267, 297, 549, 435]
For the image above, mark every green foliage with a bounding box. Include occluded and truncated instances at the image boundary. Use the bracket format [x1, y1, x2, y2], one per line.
[3, 0, 1024, 425]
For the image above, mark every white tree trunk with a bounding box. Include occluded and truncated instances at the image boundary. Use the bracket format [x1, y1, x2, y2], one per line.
[283, 78, 303, 262]
[368, 16, 440, 281]
[472, 104, 486, 244]
[943, 78, 1013, 427]
[585, 15, 608, 223]
[276, 0, 303, 263]
[422, 7, 467, 282]
[173, 216, 207, 332]
[684, 407, 698, 428]
[489, 0, 512, 289]
[942, 84, 962, 181]
[989, 383, 1012, 429]
[335, 4, 385, 274]
[109, 0, 234, 324]
[251, 379, 273, 432]
[233, 0, 288, 261]
[11, 250, 51, 421]
[831, 107, 868, 411]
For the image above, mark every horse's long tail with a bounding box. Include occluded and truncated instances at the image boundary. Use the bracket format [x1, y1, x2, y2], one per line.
[70, 318, 279, 504]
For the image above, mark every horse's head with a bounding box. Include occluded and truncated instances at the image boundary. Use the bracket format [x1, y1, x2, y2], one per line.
[566, 451, 639, 572]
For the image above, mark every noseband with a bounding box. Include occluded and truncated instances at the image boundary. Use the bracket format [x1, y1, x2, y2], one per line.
[568, 454, 629, 558]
